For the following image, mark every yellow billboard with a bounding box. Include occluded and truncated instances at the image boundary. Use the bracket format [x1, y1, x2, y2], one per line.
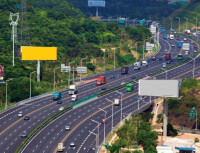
[21, 46, 57, 60]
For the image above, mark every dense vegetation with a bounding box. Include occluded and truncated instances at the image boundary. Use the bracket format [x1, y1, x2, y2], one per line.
[67, 0, 181, 19]
[0, 0, 151, 105]
[168, 78, 200, 129]
[108, 114, 158, 153]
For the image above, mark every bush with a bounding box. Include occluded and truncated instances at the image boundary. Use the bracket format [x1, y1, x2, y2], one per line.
[87, 63, 96, 72]
[195, 138, 199, 143]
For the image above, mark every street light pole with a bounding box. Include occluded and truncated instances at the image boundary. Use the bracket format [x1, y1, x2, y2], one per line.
[80, 58, 86, 82]
[114, 47, 120, 69]
[169, 17, 173, 30]
[176, 17, 180, 33]
[68, 61, 75, 87]
[53, 67, 59, 91]
[99, 108, 107, 145]
[106, 98, 114, 133]
[194, 17, 198, 33]
[89, 131, 98, 153]
[5, 78, 13, 109]
[104, 50, 106, 72]
[30, 71, 36, 99]
[91, 119, 100, 148]
[184, 17, 188, 30]
[115, 90, 123, 123]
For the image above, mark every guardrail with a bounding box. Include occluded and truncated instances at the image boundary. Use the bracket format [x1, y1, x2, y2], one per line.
[72, 94, 98, 108]
[15, 105, 73, 153]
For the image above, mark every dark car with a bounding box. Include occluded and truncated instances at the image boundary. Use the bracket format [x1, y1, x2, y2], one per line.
[24, 116, 30, 120]
[132, 76, 136, 80]
[101, 86, 106, 90]
[21, 131, 27, 138]
[110, 75, 115, 79]
[167, 60, 171, 64]
[159, 57, 163, 61]
[57, 100, 62, 104]
[152, 56, 156, 61]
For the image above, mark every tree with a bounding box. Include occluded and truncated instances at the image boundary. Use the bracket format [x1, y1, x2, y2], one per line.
[87, 63, 96, 72]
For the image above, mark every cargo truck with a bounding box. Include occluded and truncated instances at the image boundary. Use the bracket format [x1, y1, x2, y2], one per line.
[96, 76, 106, 85]
[177, 54, 183, 60]
[57, 143, 64, 152]
[71, 95, 78, 102]
[68, 85, 78, 95]
[134, 62, 141, 70]
[165, 52, 171, 60]
[53, 92, 61, 100]
[142, 61, 148, 67]
[114, 99, 120, 106]
[177, 42, 182, 48]
[121, 66, 129, 74]
[163, 34, 167, 39]
[126, 83, 133, 92]
[169, 34, 174, 40]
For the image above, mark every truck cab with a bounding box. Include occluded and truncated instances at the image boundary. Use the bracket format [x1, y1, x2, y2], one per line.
[114, 99, 120, 106]
[96, 76, 106, 85]
[121, 66, 129, 74]
[53, 92, 62, 100]
[165, 53, 171, 60]
[177, 42, 182, 48]
[142, 61, 148, 67]
[71, 95, 78, 102]
[169, 34, 174, 40]
[69, 85, 78, 95]
[126, 83, 134, 92]
[57, 143, 64, 152]
[134, 62, 141, 70]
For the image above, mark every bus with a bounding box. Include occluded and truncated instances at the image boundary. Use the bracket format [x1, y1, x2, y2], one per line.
[177, 54, 183, 60]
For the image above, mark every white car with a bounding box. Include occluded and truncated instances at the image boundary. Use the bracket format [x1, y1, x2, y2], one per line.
[65, 126, 70, 131]
[59, 107, 64, 111]
[70, 142, 75, 147]
[184, 38, 187, 41]
[121, 82, 125, 85]
[194, 50, 197, 53]
[18, 111, 23, 117]
[162, 63, 166, 68]
[171, 44, 175, 47]
[185, 50, 188, 55]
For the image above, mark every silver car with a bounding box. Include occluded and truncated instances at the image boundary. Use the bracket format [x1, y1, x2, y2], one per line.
[65, 126, 70, 131]
[162, 63, 166, 68]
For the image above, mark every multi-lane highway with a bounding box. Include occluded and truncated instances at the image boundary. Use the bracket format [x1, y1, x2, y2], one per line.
[0, 34, 198, 153]
[15, 35, 199, 153]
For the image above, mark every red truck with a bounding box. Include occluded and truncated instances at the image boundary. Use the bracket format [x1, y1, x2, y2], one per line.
[121, 66, 129, 74]
[165, 52, 171, 60]
[96, 76, 106, 85]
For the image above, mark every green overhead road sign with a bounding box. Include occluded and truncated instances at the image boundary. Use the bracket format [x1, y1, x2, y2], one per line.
[189, 107, 196, 119]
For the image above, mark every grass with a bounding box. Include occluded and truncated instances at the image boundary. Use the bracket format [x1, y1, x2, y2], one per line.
[0, 102, 17, 111]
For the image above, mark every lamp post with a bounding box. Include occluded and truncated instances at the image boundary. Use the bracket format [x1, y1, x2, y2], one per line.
[99, 108, 107, 145]
[115, 90, 123, 122]
[184, 17, 188, 30]
[104, 49, 106, 72]
[68, 61, 75, 87]
[89, 131, 98, 153]
[194, 17, 198, 33]
[80, 58, 87, 82]
[163, 17, 166, 30]
[106, 98, 114, 133]
[176, 17, 180, 33]
[91, 119, 100, 148]
[169, 17, 173, 30]
[53, 67, 59, 91]
[114, 47, 120, 69]
[30, 71, 36, 99]
[5, 78, 13, 109]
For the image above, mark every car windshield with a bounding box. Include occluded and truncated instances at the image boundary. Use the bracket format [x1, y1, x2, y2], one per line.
[97, 80, 100, 82]
[70, 89, 74, 91]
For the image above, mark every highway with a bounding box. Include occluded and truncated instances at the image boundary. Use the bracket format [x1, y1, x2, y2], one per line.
[17, 35, 199, 153]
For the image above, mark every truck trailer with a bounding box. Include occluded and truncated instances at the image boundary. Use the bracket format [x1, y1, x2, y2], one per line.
[53, 92, 61, 100]
[96, 76, 106, 85]
[68, 85, 78, 95]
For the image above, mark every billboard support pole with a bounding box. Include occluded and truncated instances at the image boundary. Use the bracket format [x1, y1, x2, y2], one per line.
[37, 60, 40, 82]
[96, 7, 98, 17]
[163, 98, 168, 136]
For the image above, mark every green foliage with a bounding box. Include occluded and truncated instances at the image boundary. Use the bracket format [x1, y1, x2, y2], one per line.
[133, 150, 142, 153]
[195, 138, 199, 143]
[67, 0, 180, 19]
[150, 113, 154, 119]
[167, 123, 178, 137]
[168, 98, 181, 109]
[108, 138, 127, 153]
[87, 63, 96, 72]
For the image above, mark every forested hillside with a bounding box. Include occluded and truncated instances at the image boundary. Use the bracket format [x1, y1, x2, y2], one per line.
[0, 0, 151, 105]
[67, 0, 181, 19]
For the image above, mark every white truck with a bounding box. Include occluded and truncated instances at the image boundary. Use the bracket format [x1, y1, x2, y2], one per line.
[134, 62, 141, 70]
[69, 85, 78, 95]
[169, 34, 174, 40]
[71, 95, 78, 102]
[114, 99, 120, 106]
[57, 143, 64, 152]
[142, 60, 148, 67]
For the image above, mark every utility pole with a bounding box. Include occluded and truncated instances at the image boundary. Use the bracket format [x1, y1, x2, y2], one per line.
[80, 58, 86, 82]
[91, 119, 100, 148]
[176, 17, 180, 33]
[184, 17, 188, 30]
[194, 17, 198, 33]
[68, 61, 75, 87]
[30, 71, 36, 99]
[169, 17, 173, 30]
[106, 98, 114, 133]
[89, 131, 98, 153]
